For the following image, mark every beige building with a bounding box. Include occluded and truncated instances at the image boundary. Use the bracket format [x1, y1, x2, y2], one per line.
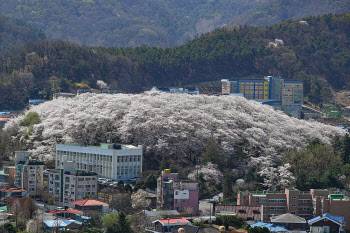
[48, 161, 98, 207]
[14, 151, 44, 197]
[56, 143, 143, 180]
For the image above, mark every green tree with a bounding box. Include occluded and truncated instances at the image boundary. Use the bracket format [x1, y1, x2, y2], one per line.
[144, 174, 157, 190]
[102, 211, 132, 233]
[116, 211, 133, 233]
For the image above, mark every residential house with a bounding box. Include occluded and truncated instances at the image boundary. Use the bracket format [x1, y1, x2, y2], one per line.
[72, 198, 109, 215]
[172, 225, 220, 233]
[157, 169, 199, 213]
[28, 99, 44, 105]
[55, 143, 143, 180]
[250, 221, 288, 233]
[0, 188, 28, 205]
[43, 218, 82, 231]
[270, 213, 307, 231]
[308, 214, 346, 233]
[214, 204, 262, 221]
[14, 151, 44, 197]
[48, 161, 98, 207]
[146, 217, 191, 233]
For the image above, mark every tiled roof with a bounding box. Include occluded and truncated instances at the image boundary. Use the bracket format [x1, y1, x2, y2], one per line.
[55, 208, 83, 215]
[153, 217, 190, 225]
[0, 188, 26, 192]
[215, 205, 261, 219]
[270, 213, 306, 224]
[0, 118, 10, 122]
[72, 198, 108, 206]
[172, 225, 220, 233]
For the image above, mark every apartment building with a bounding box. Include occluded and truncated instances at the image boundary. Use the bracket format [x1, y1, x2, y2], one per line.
[48, 161, 98, 207]
[55, 143, 143, 180]
[157, 169, 199, 213]
[237, 188, 350, 229]
[14, 151, 44, 197]
[221, 76, 303, 118]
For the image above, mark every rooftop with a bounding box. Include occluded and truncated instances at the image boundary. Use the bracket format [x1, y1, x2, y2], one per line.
[72, 198, 108, 206]
[270, 213, 306, 224]
[215, 205, 261, 219]
[250, 221, 288, 232]
[0, 188, 27, 192]
[308, 213, 346, 226]
[55, 208, 83, 215]
[57, 143, 141, 150]
[154, 217, 190, 225]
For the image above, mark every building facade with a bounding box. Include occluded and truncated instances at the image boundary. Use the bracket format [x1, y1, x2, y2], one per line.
[221, 76, 303, 117]
[14, 151, 44, 197]
[0, 166, 15, 187]
[48, 161, 98, 207]
[55, 143, 143, 180]
[157, 170, 199, 213]
[237, 188, 350, 228]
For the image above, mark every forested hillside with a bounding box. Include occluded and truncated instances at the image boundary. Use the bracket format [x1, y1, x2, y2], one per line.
[0, 13, 349, 110]
[0, 0, 348, 47]
[0, 14, 45, 51]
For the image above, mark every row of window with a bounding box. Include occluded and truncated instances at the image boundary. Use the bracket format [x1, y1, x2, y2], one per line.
[268, 199, 286, 203]
[268, 206, 286, 210]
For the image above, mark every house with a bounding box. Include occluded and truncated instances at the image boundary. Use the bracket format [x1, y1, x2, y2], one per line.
[270, 213, 307, 231]
[308, 214, 346, 233]
[48, 161, 98, 207]
[157, 169, 199, 213]
[250, 221, 289, 233]
[0, 188, 28, 205]
[146, 217, 191, 233]
[143, 210, 181, 218]
[53, 207, 91, 222]
[72, 198, 109, 215]
[55, 143, 143, 180]
[0, 166, 16, 186]
[43, 218, 82, 231]
[214, 204, 261, 221]
[171, 225, 220, 233]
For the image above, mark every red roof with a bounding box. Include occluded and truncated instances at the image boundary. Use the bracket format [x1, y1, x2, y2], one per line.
[72, 198, 108, 206]
[157, 217, 190, 225]
[0, 118, 10, 122]
[0, 188, 26, 192]
[55, 208, 83, 215]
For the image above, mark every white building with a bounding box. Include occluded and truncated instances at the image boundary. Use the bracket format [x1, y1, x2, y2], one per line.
[150, 86, 199, 95]
[55, 143, 143, 180]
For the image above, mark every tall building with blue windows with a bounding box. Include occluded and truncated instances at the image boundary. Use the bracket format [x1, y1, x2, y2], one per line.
[221, 76, 303, 118]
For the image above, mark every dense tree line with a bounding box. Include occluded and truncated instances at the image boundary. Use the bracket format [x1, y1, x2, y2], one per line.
[0, 13, 349, 110]
[0, 0, 348, 47]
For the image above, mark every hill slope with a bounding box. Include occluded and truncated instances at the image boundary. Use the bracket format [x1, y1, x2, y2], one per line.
[0, 14, 45, 51]
[4, 93, 344, 167]
[0, 13, 349, 110]
[0, 0, 349, 47]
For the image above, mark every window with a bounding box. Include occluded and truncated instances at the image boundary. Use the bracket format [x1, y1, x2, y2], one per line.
[291, 196, 297, 199]
[268, 206, 286, 210]
[86, 178, 91, 181]
[268, 199, 286, 203]
[291, 204, 297, 207]
[78, 178, 84, 181]
[78, 192, 84, 196]
[299, 199, 312, 203]
[78, 185, 84, 188]
[299, 207, 312, 211]
[291, 211, 296, 214]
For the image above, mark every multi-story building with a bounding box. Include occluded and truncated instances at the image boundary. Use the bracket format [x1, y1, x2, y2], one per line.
[48, 161, 98, 207]
[14, 151, 44, 197]
[55, 143, 143, 180]
[0, 166, 15, 187]
[237, 188, 350, 229]
[157, 169, 199, 213]
[0, 188, 28, 205]
[221, 76, 303, 118]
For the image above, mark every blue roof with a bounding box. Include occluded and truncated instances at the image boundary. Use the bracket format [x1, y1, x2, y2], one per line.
[0, 112, 11, 115]
[308, 214, 346, 226]
[44, 218, 73, 228]
[250, 221, 288, 232]
[29, 99, 44, 103]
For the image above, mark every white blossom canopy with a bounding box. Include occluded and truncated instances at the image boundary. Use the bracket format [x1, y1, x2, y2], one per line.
[4, 93, 344, 162]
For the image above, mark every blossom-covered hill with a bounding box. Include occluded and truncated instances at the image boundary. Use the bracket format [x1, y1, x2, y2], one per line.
[4, 93, 344, 166]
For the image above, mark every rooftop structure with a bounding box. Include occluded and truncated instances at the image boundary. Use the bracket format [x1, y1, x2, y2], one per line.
[55, 143, 143, 180]
[147, 217, 191, 233]
[150, 86, 199, 95]
[250, 221, 288, 232]
[214, 204, 261, 221]
[72, 198, 109, 215]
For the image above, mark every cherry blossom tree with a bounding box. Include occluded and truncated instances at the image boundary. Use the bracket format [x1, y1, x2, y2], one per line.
[4, 93, 344, 166]
[258, 163, 295, 191]
[97, 80, 108, 89]
[188, 162, 223, 184]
